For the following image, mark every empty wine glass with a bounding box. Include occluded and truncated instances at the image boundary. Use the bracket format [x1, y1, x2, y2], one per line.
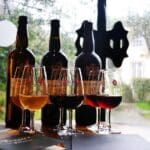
[60, 68, 84, 135]
[19, 66, 48, 134]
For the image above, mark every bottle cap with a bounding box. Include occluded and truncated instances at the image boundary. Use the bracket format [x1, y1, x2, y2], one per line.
[51, 19, 60, 28]
[84, 21, 92, 32]
[18, 16, 28, 24]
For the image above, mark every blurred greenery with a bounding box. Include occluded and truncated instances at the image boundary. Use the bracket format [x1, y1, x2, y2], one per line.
[0, 3, 76, 123]
[121, 84, 134, 103]
[136, 102, 150, 120]
[143, 113, 150, 119]
[0, 90, 5, 122]
[132, 78, 150, 102]
[136, 102, 150, 110]
[0, 0, 150, 123]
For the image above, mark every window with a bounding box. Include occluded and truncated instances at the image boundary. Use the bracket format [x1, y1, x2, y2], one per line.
[107, 0, 150, 141]
[0, 0, 150, 141]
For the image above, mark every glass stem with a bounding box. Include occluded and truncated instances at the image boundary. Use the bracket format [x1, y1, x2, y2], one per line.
[30, 111, 35, 133]
[108, 109, 111, 132]
[21, 109, 26, 127]
[19, 109, 27, 133]
[68, 109, 73, 130]
[97, 108, 101, 131]
[60, 107, 64, 128]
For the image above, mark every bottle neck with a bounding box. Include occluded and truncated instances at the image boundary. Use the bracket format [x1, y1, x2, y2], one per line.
[49, 27, 60, 53]
[82, 29, 94, 53]
[16, 23, 28, 49]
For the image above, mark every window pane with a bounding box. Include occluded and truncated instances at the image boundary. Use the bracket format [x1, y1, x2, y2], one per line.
[107, 0, 150, 141]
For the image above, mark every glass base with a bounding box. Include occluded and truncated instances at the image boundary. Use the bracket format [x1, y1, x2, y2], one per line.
[88, 122, 110, 134]
[89, 123, 121, 135]
[20, 127, 42, 135]
[19, 126, 31, 135]
[60, 127, 84, 136]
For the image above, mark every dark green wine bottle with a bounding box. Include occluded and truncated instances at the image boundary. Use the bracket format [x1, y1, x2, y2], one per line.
[41, 19, 68, 128]
[75, 21, 102, 126]
[6, 16, 35, 129]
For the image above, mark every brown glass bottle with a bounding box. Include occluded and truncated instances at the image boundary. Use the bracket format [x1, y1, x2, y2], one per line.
[75, 21, 102, 126]
[41, 19, 68, 127]
[5, 16, 35, 129]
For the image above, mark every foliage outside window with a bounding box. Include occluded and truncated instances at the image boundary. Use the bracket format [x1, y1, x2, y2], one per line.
[0, 0, 150, 122]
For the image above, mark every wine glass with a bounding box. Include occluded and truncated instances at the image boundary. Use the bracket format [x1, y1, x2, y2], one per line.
[11, 67, 31, 134]
[19, 66, 48, 134]
[84, 69, 103, 133]
[49, 68, 67, 134]
[98, 70, 122, 134]
[60, 68, 84, 135]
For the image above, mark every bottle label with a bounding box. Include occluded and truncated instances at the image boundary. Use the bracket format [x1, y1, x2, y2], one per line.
[7, 100, 12, 121]
[75, 80, 84, 96]
[48, 80, 66, 96]
[8, 78, 21, 121]
[83, 65, 100, 95]
[84, 80, 98, 95]
[10, 78, 21, 97]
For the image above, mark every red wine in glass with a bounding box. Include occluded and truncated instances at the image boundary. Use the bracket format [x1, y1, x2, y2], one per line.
[86, 95, 122, 133]
[86, 95, 122, 108]
[97, 96, 122, 109]
[50, 95, 84, 109]
[86, 95, 98, 107]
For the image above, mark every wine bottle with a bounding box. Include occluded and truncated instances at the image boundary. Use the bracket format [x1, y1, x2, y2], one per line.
[41, 19, 68, 128]
[75, 21, 102, 126]
[5, 16, 35, 128]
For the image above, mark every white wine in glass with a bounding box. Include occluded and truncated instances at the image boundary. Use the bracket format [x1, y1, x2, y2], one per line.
[19, 66, 48, 134]
[11, 67, 30, 135]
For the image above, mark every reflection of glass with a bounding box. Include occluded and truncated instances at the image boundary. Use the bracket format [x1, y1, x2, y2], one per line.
[11, 67, 30, 134]
[19, 66, 48, 134]
[60, 68, 84, 135]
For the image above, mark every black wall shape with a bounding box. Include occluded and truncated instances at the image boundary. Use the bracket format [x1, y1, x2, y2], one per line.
[75, 20, 129, 122]
[94, 21, 129, 68]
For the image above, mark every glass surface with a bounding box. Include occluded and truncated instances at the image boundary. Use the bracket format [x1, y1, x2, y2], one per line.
[59, 68, 84, 135]
[0, 0, 150, 142]
[19, 66, 48, 134]
[12, 67, 32, 134]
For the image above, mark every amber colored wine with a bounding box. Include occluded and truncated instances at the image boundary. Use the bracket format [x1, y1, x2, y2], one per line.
[75, 21, 102, 126]
[50, 95, 84, 109]
[41, 19, 68, 127]
[12, 96, 23, 109]
[19, 95, 48, 111]
[6, 16, 35, 128]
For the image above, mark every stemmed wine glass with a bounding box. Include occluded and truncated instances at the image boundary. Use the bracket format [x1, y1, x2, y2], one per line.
[98, 70, 122, 134]
[49, 68, 67, 134]
[11, 66, 30, 134]
[86, 69, 122, 134]
[60, 68, 84, 135]
[85, 69, 103, 133]
[19, 66, 48, 134]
